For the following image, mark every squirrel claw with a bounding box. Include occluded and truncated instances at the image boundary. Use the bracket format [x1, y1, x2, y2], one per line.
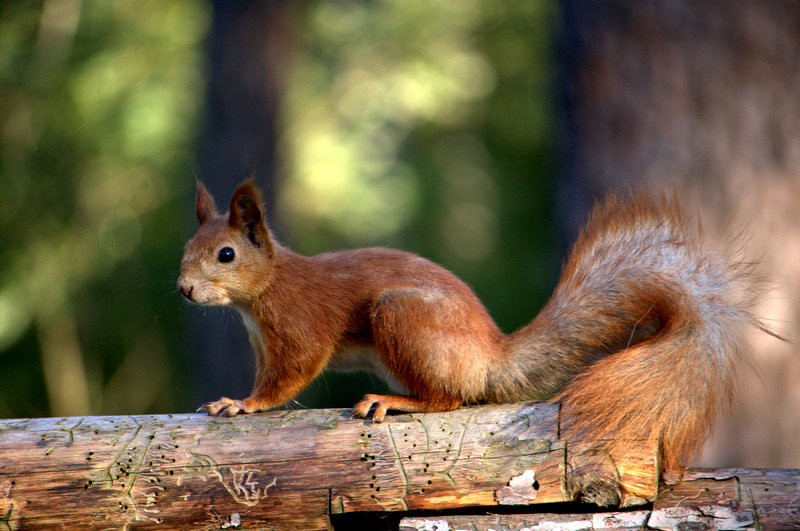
[352, 394, 388, 422]
[198, 397, 251, 416]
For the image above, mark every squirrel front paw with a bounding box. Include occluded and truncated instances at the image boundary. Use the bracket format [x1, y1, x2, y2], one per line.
[199, 397, 258, 417]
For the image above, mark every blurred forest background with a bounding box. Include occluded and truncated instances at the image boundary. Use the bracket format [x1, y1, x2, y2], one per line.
[1, 1, 798, 469]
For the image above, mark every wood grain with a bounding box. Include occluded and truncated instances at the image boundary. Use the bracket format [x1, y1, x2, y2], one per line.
[400, 468, 800, 530]
[0, 403, 658, 529]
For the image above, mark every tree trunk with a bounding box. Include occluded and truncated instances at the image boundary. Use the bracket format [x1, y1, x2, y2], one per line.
[188, 0, 291, 407]
[558, 0, 800, 468]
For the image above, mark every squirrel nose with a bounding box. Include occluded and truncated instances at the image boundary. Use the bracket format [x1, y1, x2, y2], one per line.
[178, 282, 194, 301]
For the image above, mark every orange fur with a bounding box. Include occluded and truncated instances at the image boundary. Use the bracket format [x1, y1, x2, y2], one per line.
[178, 182, 777, 478]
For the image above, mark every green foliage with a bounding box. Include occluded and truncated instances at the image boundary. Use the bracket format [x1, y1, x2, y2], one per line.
[0, 0, 556, 417]
[0, 1, 208, 417]
[281, 1, 557, 330]
[282, 1, 558, 407]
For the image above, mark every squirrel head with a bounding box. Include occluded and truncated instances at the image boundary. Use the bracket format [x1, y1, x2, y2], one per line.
[178, 180, 276, 306]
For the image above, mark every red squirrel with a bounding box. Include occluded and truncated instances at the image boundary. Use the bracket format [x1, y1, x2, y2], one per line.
[178, 180, 778, 476]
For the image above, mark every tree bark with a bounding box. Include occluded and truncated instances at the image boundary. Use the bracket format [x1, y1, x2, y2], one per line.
[0, 403, 659, 530]
[403, 469, 800, 530]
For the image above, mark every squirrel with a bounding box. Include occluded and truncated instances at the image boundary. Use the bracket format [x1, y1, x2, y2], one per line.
[178, 180, 779, 479]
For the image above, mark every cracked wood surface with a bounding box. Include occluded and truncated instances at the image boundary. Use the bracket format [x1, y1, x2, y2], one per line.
[0, 403, 658, 529]
[400, 469, 800, 530]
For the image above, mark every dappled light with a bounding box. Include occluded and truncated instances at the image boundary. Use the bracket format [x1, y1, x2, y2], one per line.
[0, 1, 555, 418]
[0, 1, 208, 417]
[280, 1, 553, 260]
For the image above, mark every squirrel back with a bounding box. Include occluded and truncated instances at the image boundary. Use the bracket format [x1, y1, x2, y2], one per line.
[179, 182, 779, 482]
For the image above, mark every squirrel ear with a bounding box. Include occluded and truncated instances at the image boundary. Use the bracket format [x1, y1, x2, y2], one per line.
[229, 180, 273, 253]
[195, 180, 218, 225]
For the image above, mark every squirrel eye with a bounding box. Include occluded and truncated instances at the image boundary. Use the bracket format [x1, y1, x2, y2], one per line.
[218, 246, 235, 263]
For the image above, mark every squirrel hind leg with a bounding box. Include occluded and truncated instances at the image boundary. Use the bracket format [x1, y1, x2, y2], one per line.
[356, 287, 501, 421]
[352, 393, 460, 422]
[368, 287, 501, 407]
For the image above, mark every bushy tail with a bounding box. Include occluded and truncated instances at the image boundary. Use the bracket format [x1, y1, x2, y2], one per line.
[500, 192, 779, 472]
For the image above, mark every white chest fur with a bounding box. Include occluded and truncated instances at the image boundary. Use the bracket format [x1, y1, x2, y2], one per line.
[236, 306, 267, 356]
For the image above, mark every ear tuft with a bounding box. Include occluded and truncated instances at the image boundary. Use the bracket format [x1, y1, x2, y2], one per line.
[195, 180, 218, 225]
[228, 180, 273, 253]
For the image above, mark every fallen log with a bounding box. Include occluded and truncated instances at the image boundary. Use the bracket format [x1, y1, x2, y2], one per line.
[3, 403, 793, 529]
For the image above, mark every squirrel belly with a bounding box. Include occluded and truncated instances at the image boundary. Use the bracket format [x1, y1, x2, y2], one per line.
[178, 181, 778, 474]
